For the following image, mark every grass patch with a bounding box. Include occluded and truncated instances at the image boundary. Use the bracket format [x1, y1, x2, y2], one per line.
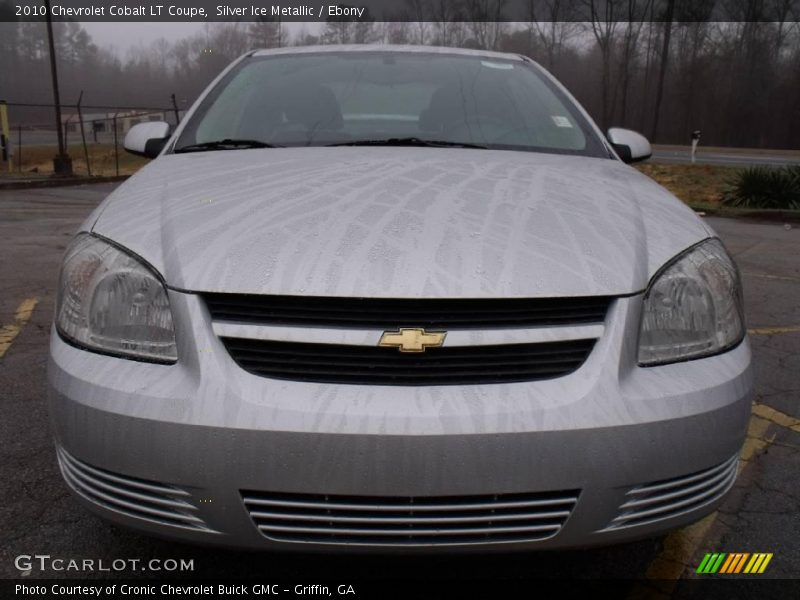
[637, 162, 800, 220]
[1, 143, 150, 178]
[635, 163, 741, 207]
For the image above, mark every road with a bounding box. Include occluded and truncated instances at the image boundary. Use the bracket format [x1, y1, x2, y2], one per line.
[12, 130, 800, 168]
[0, 184, 798, 589]
[651, 148, 800, 167]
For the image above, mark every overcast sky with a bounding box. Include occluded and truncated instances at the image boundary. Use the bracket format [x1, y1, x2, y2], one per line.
[82, 22, 206, 53]
[81, 22, 319, 56]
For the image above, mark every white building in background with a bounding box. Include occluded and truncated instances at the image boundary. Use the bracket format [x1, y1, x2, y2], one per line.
[61, 110, 182, 140]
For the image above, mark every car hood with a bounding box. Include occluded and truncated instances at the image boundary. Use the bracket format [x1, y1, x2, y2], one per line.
[90, 147, 711, 298]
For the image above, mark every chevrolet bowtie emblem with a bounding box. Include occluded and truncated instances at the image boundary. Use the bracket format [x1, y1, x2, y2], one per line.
[378, 328, 447, 353]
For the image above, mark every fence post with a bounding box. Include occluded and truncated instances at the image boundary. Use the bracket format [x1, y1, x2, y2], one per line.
[0, 100, 10, 173]
[113, 113, 119, 177]
[63, 115, 71, 149]
[170, 94, 180, 126]
[77, 90, 92, 177]
[17, 125, 22, 172]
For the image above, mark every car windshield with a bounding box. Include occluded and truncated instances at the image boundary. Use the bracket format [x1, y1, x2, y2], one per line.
[173, 50, 608, 158]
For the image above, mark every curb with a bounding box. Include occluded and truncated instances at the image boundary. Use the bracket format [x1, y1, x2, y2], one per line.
[693, 206, 800, 224]
[0, 175, 129, 190]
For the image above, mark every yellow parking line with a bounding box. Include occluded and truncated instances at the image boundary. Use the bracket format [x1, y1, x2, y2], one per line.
[748, 325, 800, 335]
[628, 514, 718, 598]
[631, 402, 799, 595]
[0, 297, 39, 358]
[740, 415, 775, 462]
[742, 271, 800, 283]
[752, 403, 800, 434]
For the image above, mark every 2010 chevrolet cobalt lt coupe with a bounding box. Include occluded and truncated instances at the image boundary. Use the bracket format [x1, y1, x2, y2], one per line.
[48, 45, 752, 550]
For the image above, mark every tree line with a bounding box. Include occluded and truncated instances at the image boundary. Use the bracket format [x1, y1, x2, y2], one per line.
[1, 0, 799, 149]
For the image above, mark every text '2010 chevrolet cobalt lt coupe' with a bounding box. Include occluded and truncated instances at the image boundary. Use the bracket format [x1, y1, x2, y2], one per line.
[49, 45, 752, 550]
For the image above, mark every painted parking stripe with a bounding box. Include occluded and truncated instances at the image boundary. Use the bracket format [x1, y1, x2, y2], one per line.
[742, 271, 800, 283]
[740, 415, 775, 462]
[748, 326, 800, 335]
[0, 297, 39, 358]
[631, 403, 798, 594]
[751, 403, 800, 433]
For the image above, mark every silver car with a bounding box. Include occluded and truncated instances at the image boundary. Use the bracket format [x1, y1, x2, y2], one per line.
[48, 45, 752, 550]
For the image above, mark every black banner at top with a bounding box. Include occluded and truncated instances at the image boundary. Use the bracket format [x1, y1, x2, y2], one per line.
[2, 0, 799, 23]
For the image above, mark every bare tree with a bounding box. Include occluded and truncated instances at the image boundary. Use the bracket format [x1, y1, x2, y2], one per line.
[4, 13, 800, 150]
[292, 27, 320, 47]
[430, 0, 466, 47]
[526, 0, 579, 71]
[650, 0, 675, 140]
[464, 0, 508, 50]
[637, 18, 658, 131]
[384, 21, 413, 45]
[583, 0, 622, 129]
[320, 6, 379, 45]
[615, 0, 652, 125]
[403, 0, 431, 45]
[674, 20, 712, 138]
[151, 38, 172, 74]
[248, 17, 286, 49]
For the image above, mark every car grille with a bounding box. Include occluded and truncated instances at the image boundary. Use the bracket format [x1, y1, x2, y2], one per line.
[57, 447, 211, 531]
[603, 454, 739, 530]
[203, 293, 612, 329]
[241, 489, 580, 546]
[220, 337, 596, 385]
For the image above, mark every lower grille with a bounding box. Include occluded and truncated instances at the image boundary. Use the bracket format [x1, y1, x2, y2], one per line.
[57, 447, 211, 531]
[603, 454, 739, 530]
[242, 489, 580, 546]
[221, 337, 596, 385]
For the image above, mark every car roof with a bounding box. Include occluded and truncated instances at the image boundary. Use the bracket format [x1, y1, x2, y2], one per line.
[250, 44, 527, 62]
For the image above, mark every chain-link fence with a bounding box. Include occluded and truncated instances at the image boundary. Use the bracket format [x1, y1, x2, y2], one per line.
[1, 102, 183, 178]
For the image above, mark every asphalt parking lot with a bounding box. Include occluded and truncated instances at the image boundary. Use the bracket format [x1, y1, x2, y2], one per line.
[0, 183, 798, 589]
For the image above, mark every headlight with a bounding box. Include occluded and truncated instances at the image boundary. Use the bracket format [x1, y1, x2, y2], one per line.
[55, 234, 177, 363]
[638, 238, 744, 366]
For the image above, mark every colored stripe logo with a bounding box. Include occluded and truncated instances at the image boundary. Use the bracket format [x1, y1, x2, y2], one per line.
[697, 553, 773, 574]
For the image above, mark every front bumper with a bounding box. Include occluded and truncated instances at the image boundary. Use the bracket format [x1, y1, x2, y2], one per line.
[47, 292, 753, 551]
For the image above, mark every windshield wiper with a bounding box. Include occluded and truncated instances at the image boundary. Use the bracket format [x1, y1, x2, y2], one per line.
[326, 137, 488, 150]
[174, 139, 282, 153]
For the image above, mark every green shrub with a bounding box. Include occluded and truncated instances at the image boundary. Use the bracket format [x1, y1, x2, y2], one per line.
[722, 165, 800, 210]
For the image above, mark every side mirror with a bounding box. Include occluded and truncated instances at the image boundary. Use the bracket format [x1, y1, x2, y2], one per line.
[124, 121, 171, 159]
[607, 128, 652, 164]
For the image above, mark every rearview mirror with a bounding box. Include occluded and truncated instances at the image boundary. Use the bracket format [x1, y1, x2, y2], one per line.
[607, 128, 652, 164]
[124, 121, 171, 159]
